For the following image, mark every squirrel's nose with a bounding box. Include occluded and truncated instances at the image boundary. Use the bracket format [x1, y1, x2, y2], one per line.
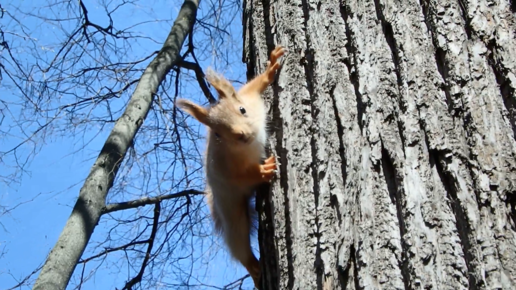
[238, 132, 248, 142]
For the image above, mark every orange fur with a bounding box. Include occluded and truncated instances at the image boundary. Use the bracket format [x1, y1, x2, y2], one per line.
[176, 46, 285, 288]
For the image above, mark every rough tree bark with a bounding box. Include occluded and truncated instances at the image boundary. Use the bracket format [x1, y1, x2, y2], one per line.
[245, 0, 516, 289]
[32, 1, 200, 289]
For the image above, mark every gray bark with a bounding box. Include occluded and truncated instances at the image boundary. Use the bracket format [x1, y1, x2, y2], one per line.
[32, 1, 200, 289]
[244, 0, 516, 289]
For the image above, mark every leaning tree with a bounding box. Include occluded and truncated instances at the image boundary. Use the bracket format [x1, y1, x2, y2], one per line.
[244, 0, 516, 289]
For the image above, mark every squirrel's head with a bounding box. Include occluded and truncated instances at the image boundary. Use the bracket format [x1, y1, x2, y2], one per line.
[175, 68, 260, 146]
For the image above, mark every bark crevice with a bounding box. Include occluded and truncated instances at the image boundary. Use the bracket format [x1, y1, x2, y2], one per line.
[339, 2, 364, 133]
[428, 147, 479, 290]
[434, 47, 455, 113]
[242, 0, 255, 81]
[352, 246, 360, 290]
[330, 85, 346, 226]
[263, 0, 288, 287]
[373, 0, 402, 88]
[507, 191, 516, 231]
[418, 0, 432, 36]
[456, 0, 473, 39]
[381, 144, 411, 290]
[337, 254, 349, 290]
[373, 0, 408, 152]
[418, 0, 461, 116]
[485, 40, 516, 140]
[300, 0, 324, 287]
[279, 144, 295, 290]
[261, 0, 275, 63]
[337, 244, 361, 290]
[249, 0, 283, 288]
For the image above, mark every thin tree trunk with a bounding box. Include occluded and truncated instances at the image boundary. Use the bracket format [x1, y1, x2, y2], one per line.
[32, 1, 200, 289]
[246, 0, 516, 289]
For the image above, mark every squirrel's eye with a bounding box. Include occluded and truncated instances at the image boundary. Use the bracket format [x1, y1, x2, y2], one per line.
[239, 106, 246, 115]
[214, 132, 221, 138]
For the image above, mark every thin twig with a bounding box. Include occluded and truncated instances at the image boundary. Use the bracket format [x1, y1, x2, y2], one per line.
[122, 202, 161, 290]
[179, 60, 216, 103]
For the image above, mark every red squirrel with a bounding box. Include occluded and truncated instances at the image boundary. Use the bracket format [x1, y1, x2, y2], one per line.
[176, 46, 285, 288]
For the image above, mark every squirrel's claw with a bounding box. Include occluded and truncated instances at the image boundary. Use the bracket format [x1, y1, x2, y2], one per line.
[264, 46, 285, 83]
[263, 155, 276, 165]
[270, 46, 285, 63]
[259, 155, 277, 182]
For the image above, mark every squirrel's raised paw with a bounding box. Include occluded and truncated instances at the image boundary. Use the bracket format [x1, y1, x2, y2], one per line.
[265, 47, 285, 82]
[270, 46, 285, 62]
[263, 155, 276, 166]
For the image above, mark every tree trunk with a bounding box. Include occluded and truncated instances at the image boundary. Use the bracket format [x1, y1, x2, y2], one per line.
[32, 1, 199, 289]
[245, 0, 516, 289]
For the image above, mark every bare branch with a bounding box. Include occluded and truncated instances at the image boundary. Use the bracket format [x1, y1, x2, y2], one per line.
[32, 1, 201, 289]
[78, 240, 148, 265]
[102, 189, 204, 214]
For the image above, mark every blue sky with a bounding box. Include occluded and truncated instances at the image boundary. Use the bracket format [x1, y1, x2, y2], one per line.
[0, 0, 257, 289]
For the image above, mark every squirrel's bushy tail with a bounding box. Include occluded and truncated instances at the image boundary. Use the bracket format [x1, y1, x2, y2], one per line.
[206, 190, 260, 284]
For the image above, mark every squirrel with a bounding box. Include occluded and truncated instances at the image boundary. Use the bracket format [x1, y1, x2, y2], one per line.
[175, 46, 285, 288]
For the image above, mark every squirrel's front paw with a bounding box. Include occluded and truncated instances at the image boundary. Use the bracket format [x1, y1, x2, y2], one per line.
[270, 46, 285, 66]
[259, 155, 277, 182]
[265, 46, 285, 82]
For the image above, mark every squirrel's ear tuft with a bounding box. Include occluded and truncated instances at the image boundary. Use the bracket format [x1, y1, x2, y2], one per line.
[205, 67, 237, 99]
[176, 99, 209, 125]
